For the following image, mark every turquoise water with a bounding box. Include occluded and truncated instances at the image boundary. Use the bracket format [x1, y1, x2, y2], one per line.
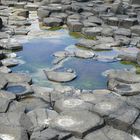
[12, 29, 133, 90]
[61, 58, 133, 89]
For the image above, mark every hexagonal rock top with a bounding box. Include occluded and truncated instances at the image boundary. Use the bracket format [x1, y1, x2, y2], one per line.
[1, 73, 32, 84]
[85, 126, 134, 140]
[50, 110, 104, 138]
[107, 70, 140, 84]
[44, 70, 77, 83]
[54, 98, 93, 113]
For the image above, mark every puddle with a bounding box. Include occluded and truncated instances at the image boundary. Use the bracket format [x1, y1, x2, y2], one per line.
[6, 85, 26, 94]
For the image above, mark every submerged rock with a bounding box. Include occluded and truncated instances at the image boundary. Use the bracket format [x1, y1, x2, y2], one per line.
[44, 70, 77, 82]
[74, 50, 95, 58]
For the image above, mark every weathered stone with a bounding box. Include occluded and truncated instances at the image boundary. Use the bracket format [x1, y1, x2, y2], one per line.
[37, 8, 50, 19]
[24, 4, 39, 11]
[2, 73, 32, 84]
[76, 39, 99, 49]
[131, 25, 140, 36]
[43, 17, 63, 27]
[54, 98, 93, 113]
[114, 28, 131, 37]
[0, 98, 11, 113]
[82, 27, 103, 37]
[27, 108, 58, 131]
[74, 50, 95, 58]
[108, 70, 140, 84]
[85, 126, 133, 140]
[67, 20, 83, 32]
[1, 58, 20, 67]
[50, 110, 104, 138]
[19, 96, 49, 112]
[0, 90, 16, 100]
[0, 75, 8, 89]
[0, 126, 28, 140]
[0, 66, 11, 73]
[44, 70, 77, 82]
[133, 116, 140, 137]
[0, 18, 3, 30]
[108, 79, 140, 96]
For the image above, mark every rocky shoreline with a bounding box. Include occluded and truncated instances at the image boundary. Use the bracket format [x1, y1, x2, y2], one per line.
[0, 0, 140, 140]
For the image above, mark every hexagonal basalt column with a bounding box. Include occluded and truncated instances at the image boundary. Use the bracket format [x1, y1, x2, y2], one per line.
[54, 98, 93, 113]
[50, 110, 104, 138]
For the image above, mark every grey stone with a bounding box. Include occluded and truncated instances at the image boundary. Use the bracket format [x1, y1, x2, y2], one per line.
[85, 126, 133, 140]
[82, 27, 103, 37]
[0, 18, 2, 30]
[27, 108, 58, 131]
[0, 125, 28, 140]
[0, 66, 11, 73]
[67, 20, 83, 32]
[50, 110, 104, 138]
[131, 25, 140, 36]
[1, 58, 20, 67]
[37, 8, 50, 19]
[132, 116, 140, 137]
[54, 97, 93, 113]
[108, 70, 140, 84]
[108, 79, 140, 96]
[114, 28, 131, 37]
[0, 98, 11, 113]
[44, 70, 77, 83]
[43, 17, 63, 27]
[0, 90, 16, 100]
[76, 39, 99, 49]
[1, 73, 32, 84]
[0, 75, 8, 89]
[74, 50, 95, 58]
[19, 96, 49, 112]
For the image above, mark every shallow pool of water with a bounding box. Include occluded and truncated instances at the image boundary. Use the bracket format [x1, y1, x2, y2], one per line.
[6, 85, 26, 94]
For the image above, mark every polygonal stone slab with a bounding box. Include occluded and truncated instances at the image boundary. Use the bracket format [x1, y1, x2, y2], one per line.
[2, 73, 32, 84]
[0, 125, 28, 140]
[44, 70, 77, 83]
[19, 96, 49, 112]
[85, 126, 133, 140]
[50, 110, 104, 138]
[27, 108, 58, 131]
[107, 70, 140, 84]
[0, 75, 8, 89]
[54, 98, 93, 113]
[0, 98, 11, 113]
[132, 116, 140, 137]
[106, 106, 139, 131]
[108, 79, 140, 96]
[0, 111, 32, 131]
[0, 90, 16, 100]
[74, 50, 95, 59]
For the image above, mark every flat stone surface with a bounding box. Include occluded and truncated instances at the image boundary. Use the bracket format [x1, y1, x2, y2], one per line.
[74, 50, 95, 58]
[1, 73, 32, 84]
[0, 90, 16, 100]
[44, 70, 77, 83]
[0, 98, 11, 113]
[27, 108, 58, 131]
[82, 27, 103, 37]
[0, 75, 7, 89]
[43, 17, 63, 27]
[50, 110, 104, 138]
[0, 125, 28, 140]
[108, 70, 140, 84]
[54, 97, 93, 113]
[108, 79, 140, 96]
[0, 66, 11, 73]
[85, 126, 133, 140]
